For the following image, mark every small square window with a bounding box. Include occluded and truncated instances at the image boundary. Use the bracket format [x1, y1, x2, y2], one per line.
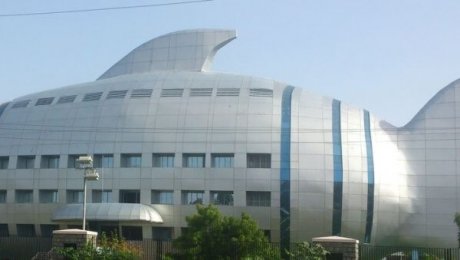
[246, 191, 271, 207]
[151, 190, 173, 205]
[121, 154, 142, 168]
[92, 190, 112, 203]
[40, 155, 60, 169]
[93, 154, 114, 168]
[39, 190, 58, 203]
[40, 224, 59, 237]
[247, 153, 271, 168]
[152, 227, 173, 241]
[182, 153, 205, 168]
[15, 190, 33, 203]
[0, 190, 6, 203]
[210, 191, 233, 206]
[211, 153, 234, 168]
[152, 153, 174, 168]
[119, 190, 140, 203]
[16, 224, 36, 237]
[17, 155, 35, 169]
[0, 156, 9, 169]
[66, 190, 83, 203]
[181, 191, 204, 205]
[0, 224, 9, 237]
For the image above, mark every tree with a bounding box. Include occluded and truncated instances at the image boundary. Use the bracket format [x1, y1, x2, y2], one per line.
[454, 212, 460, 247]
[171, 204, 278, 259]
[285, 241, 329, 260]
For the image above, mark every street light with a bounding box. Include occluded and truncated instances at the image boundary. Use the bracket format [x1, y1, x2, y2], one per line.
[76, 155, 99, 230]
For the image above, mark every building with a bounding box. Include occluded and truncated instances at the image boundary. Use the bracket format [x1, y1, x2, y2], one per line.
[0, 29, 458, 247]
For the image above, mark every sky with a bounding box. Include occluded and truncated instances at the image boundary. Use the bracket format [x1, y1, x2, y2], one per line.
[1, 0, 460, 127]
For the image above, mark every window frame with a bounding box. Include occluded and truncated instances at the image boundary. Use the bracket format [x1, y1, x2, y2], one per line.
[15, 190, 33, 203]
[182, 153, 205, 168]
[93, 154, 114, 168]
[121, 153, 142, 168]
[246, 191, 271, 207]
[0, 156, 9, 169]
[211, 153, 234, 168]
[152, 153, 175, 168]
[92, 190, 113, 203]
[39, 189, 58, 203]
[210, 191, 234, 206]
[247, 153, 271, 168]
[66, 190, 84, 203]
[17, 155, 35, 169]
[151, 190, 174, 205]
[40, 155, 60, 169]
[119, 190, 140, 203]
[181, 190, 204, 205]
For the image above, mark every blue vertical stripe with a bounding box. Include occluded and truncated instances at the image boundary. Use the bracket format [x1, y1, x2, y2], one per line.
[332, 99, 343, 235]
[364, 110, 375, 243]
[280, 85, 294, 254]
[0, 102, 10, 119]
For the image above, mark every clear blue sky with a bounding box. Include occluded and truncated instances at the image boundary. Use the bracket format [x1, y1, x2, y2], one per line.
[2, 0, 460, 126]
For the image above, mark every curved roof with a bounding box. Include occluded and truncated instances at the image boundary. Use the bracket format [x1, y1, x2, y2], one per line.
[52, 203, 163, 223]
[98, 29, 237, 80]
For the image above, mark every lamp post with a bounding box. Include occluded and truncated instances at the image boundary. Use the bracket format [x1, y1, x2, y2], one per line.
[76, 156, 99, 230]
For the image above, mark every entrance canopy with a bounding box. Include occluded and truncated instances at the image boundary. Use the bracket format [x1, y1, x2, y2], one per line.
[52, 203, 163, 223]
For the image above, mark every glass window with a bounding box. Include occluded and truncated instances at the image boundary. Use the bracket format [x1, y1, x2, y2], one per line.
[181, 191, 204, 205]
[246, 191, 271, 207]
[152, 153, 174, 168]
[93, 154, 114, 168]
[211, 153, 234, 168]
[0, 190, 6, 203]
[0, 224, 9, 237]
[0, 156, 9, 169]
[182, 153, 205, 168]
[247, 153, 271, 168]
[121, 226, 142, 240]
[17, 224, 36, 237]
[40, 155, 60, 169]
[40, 224, 59, 237]
[151, 190, 173, 205]
[152, 227, 173, 241]
[17, 155, 35, 169]
[68, 154, 85, 168]
[121, 154, 142, 168]
[119, 190, 140, 203]
[66, 190, 83, 203]
[210, 191, 233, 206]
[39, 190, 58, 203]
[15, 190, 33, 203]
[92, 190, 112, 203]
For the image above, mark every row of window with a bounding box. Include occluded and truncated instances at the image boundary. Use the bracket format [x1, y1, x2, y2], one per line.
[0, 223, 174, 240]
[0, 224, 271, 241]
[0, 189, 271, 207]
[10, 88, 274, 109]
[0, 153, 271, 169]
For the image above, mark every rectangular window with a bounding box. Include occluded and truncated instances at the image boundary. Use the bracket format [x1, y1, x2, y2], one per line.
[246, 191, 271, 207]
[40, 155, 60, 169]
[40, 224, 59, 237]
[210, 191, 234, 206]
[121, 153, 142, 168]
[39, 190, 58, 203]
[93, 154, 114, 168]
[15, 190, 33, 203]
[16, 224, 36, 237]
[121, 226, 143, 241]
[152, 153, 174, 168]
[247, 153, 271, 168]
[92, 190, 112, 203]
[181, 191, 204, 205]
[68, 154, 85, 168]
[17, 155, 35, 169]
[0, 156, 9, 169]
[211, 153, 234, 168]
[66, 190, 83, 203]
[0, 190, 6, 203]
[152, 227, 173, 241]
[0, 224, 9, 237]
[151, 190, 173, 205]
[119, 190, 140, 203]
[182, 153, 205, 168]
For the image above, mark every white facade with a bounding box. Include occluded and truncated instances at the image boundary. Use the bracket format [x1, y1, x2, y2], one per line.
[0, 29, 458, 247]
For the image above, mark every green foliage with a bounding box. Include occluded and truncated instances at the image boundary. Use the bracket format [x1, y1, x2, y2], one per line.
[54, 233, 142, 260]
[285, 241, 329, 260]
[171, 204, 279, 259]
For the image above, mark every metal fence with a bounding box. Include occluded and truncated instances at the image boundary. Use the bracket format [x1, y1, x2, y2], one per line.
[1, 236, 460, 260]
[359, 244, 460, 260]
